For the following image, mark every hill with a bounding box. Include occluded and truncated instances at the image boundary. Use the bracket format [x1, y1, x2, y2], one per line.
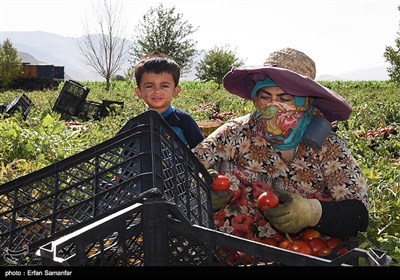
[2, 31, 390, 82]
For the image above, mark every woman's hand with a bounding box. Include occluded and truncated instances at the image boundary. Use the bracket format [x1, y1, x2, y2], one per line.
[211, 190, 233, 211]
[263, 189, 322, 233]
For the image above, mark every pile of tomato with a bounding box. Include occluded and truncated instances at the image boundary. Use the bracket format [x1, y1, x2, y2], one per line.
[252, 228, 348, 257]
[214, 183, 350, 264]
[228, 228, 349, 265]
[228, 191, 349, 264]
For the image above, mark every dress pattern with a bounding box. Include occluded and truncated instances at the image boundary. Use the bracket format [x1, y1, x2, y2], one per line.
[192, 112, 368, 240]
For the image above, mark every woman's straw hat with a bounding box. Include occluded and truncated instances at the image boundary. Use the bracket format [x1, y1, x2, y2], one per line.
[222, 48, 352, 121]
[264, 47, 316, 79]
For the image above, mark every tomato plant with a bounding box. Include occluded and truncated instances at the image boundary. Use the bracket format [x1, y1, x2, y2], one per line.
[212, 175, 231, 191]
[257, 191, 279, 211]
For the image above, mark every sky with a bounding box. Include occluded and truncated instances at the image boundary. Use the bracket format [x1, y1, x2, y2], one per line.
[0, 0, 399, 77]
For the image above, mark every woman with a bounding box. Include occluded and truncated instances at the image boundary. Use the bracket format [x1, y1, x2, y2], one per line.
[192, 49, 368, 241]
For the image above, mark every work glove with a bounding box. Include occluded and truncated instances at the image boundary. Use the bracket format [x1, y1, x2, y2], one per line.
[211, 190, 233, 211]
[263, 189, 322, 234]
[208, 169, 233, 211]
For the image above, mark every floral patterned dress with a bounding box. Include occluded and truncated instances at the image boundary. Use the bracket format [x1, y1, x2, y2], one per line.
[192, 112, 368, 241]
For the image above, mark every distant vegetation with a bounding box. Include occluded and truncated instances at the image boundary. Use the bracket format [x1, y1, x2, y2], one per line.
[0, 80, 399, 265]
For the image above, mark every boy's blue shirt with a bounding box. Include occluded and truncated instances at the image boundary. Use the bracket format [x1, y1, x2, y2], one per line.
[159, 105, 204, 149]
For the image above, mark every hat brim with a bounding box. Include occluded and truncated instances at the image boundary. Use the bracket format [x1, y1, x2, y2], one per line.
[223, 66, 352, 122]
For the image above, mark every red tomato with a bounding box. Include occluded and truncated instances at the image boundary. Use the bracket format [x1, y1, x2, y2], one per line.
[336, 247, 349, 255]
[317, 246, 333, 257]
[212, 175, 231, 191]
[279, 239, 291, 249]
[257, 191, 279, 211]
[301, 228, 321, 241]
[308, 238, 326, 256]
[326, 237, 341, 249]
[236, 251, 253, 264]
[286, 240, 313, 255]
[261, 237, 279, 247]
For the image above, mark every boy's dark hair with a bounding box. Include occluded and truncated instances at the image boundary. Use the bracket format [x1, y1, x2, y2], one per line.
[134, 51, 181, 86]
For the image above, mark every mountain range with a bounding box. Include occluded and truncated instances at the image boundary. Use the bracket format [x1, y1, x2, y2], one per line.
[1, 31, 390, 82]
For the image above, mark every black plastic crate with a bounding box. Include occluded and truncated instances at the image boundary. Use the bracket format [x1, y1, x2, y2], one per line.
[0, 110, 213, 265]
[0, 103, 6, 114]
[100, 100, 124, 118]
[4, 93, 34, 119]
[36, 194, 391, 267]
[78, 101, 103, 120]
[53, 80, 90, 117]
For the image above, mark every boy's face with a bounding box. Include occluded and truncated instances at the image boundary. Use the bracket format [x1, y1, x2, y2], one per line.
[135, 72, 181, 114]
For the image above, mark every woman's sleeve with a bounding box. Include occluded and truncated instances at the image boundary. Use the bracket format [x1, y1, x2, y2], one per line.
[321, 135, 369, 207]
[315, 199, 368, 238]
[316, 135, 369, 238]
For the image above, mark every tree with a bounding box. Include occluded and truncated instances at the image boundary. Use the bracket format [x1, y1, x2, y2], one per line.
[195, 45, 244, 88]
[77, 0, 129, 92]
[130, 3, 198, 76]
[0, 38, 22, 89]
[384, 5, 400, 83]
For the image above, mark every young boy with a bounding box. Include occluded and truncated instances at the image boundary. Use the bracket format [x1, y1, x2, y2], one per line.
[134, 52, 204, 149]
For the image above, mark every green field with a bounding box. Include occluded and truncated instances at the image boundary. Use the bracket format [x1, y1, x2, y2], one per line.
[0, 80, 399, 265]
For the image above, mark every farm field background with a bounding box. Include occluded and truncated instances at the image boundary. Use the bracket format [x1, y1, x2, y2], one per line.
[0, 80, 399, 265]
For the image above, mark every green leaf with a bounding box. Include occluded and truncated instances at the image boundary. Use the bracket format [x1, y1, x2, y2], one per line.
[42, 114, 55, 127]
